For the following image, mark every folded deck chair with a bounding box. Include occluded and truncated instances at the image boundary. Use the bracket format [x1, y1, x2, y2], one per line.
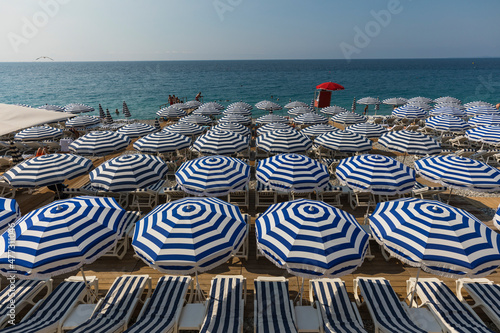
[411, 181, 446, 201]
[354, 277, 426, 333]
[407, 277, 493, 333]
[200, 275, 246, 333]
[254, 277, 298, 333]
[1, 278, 95, 333]
[68, 274, 152, 333]
[456, 278, 500, 331]
[310, 278, 366, 333]
[124, 275, 192, 333]
[0, 279, 53, 329]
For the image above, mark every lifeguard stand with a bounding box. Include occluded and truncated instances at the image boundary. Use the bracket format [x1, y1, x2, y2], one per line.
[314, 89, 332, 108]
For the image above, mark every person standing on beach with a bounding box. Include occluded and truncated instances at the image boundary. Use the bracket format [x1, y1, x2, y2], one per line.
[168, 95, 173, 105]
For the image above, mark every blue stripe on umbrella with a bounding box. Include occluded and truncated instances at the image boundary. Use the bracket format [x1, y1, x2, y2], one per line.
[192, 131, 249, 155]
[14, 126, 63, 141]
[415, 155, 500, 191]
[90, 154, 168, 192]
[378, 130, 441, 155]
[0, 196, 126, 279]
[176, 156, 250, 196]
[0, 198, 20, 234]
[3, 154, 93, 188]
[256, 130, 312, 154]
[336, 154, 416, 195]
[315, 130, 372, 153]
[132, 197, 247, 274]
[255, 199, 369, 278]
[133, 131, 191, 153]
[256, 154, 330, 193]
[369, 198, 500, 278]
[69, 131, 131, 156]
[117, 123, 158, 138]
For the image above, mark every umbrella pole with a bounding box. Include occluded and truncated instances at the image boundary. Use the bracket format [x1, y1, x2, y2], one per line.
[447, 188, 453, 204]
[80, 266, 97, 302]
[409, 267, 421, 308]
[299, 277, 305, 305]
[195, 271, 203, 303]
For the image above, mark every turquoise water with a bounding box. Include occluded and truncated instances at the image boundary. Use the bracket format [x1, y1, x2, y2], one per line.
[1, 59, 499, 119]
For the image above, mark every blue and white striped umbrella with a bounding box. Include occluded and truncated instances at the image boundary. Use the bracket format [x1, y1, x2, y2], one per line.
[415, 155, 500, 191]
[163, 122, 205, 136]
[346, 123, 388, 139]
[256, 154, 329, 193]
[200, 102, 224, 110]
[0, 197, 127, 279]
[117, 123, 157, 138]
[90, 154, 168, 192]
[464, 101, 495, 109]
[434, 96, 461, 104]
[156, 106, 187, 118]
[331, 112, 367, 125]
[408, 97, 433, 104]
[255, 199, 369, 278]
[466, 105, 499, 117]
[38, 104, 65, 112]
[105, 109, 113, 124]
[392, 105, 427, 119]
[369, 198, 500, 278]
[320, 105, 349, 115]
[284, 101, 308, 109]
[357, 97, 380, 105]
[315, 130, 372, 153]
[0, 198, 20, 234]
[493, 204, 500, 230]
[336, 155, 416, 195]
[69, 131, 131, 156]
[425, 115, 470, 132]
[179, 114, 213, 125]
[288, 106, 315, 116]
[123, 102, 131, 118]
[64, 103, 94, 114]
[222, 107, 252, 117]
[255, 100, 282, 111]
[14, 126, 63, 141]
[435, 102, 464, 110]
[171, 103, 190, 110]
[227, 102, 252, 110]
[65, 115, 100, 128]
[293, 112, 329, 125]
[193, 105, 222, 116]
[383, 97, 408, 106]
[257, 123, 294, 135]
[300, 124, 337, 138]
[218, 114, 252, 126]
[212, 123, 251, 137]
[378, 130, 441, 155]
[468, 114, 500, 127]
[185, 100, 202, 108]
[257, 130, 312, 154]
[429, 106, 466, 117]
[132, 197, 246, 275]
[133, 131, 192, 153]
[407, 101, 432, 111]
[192, 131, 249, 155]
[465, 126, 500, 145]
[176, 156, 250, 196]
[3, 154, 92, 188]
[98, 104, 105, 119]
[256, 114, 289, 125]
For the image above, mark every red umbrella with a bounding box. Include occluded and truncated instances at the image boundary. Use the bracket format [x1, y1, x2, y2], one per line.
[316, 82, 345, 91]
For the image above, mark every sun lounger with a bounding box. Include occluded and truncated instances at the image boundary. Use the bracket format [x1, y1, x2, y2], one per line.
[456, 278, 500, 331]
[255, 181, 277, 210]
[254, 277, 298, 333]
[68, 274, 152, 333]
[453, 148, 476, 158]
[162, 184, 187, 203]
[310, 278, 366, 333]
[354, 277, 426, 333]
[200, 275, 246, 333]
[227, 185, 249, 210]
[0, 180, 15, 198]
[124, 275, 192, 333]
[0, 279, 53, 329]
[411, 181, 446, 201]
[1, 276, 97, 333]
[407, 277, 493, 333]
[103, 211, 142, 259]
[449, 136, 470, 150]
[317, 183, 343, 207]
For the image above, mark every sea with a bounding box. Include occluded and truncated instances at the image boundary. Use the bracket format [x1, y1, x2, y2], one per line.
[1, 58, 499, 119]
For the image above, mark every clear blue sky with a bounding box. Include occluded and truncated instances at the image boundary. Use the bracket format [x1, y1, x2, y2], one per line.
[1, 0, 499, 62]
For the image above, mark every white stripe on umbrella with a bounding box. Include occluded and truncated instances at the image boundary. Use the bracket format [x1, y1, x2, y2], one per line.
[466, 105, 499, 117]
[0, 198, 20, 234]
[176, 156, 250, 196]
[288, 106, 315, 116]
[434, 96, 461, 104]
[90, 154, 168, 192]
[227, 102, 252, 110]
[429, 106, 465, 117]
[255, 100, 282, 111]
[320, 105, 349, 115]
[223, 107, 252, 117]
